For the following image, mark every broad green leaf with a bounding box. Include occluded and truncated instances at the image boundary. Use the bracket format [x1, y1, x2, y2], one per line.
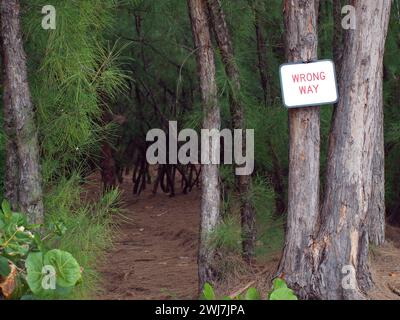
[202, 282, 216, 300]
[245, 287, 261, 300]
[269, 287, 298, 300]
[26, 252, 45, 295]
[0, 255, 11, 277]
[44, 249, 81, 288]
[272, 278, 288, 290]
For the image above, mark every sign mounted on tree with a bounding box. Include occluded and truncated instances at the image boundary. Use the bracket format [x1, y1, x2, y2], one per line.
[279, 60, 338, 108]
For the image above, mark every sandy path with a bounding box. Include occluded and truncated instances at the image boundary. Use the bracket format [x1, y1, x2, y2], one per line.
[95, 174, 200, 300]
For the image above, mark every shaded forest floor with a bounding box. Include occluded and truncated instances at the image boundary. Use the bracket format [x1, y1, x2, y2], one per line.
[88, 173, 201, 300]
[83, 171, 400, 300]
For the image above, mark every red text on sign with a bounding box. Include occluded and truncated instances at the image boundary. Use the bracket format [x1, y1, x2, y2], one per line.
[291, 71, 327, 95]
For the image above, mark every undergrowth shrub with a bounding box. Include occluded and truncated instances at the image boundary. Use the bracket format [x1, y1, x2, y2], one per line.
[43, 174, 119, 299]
[201, 278, 298, 300]
[210, 174, 284, 276]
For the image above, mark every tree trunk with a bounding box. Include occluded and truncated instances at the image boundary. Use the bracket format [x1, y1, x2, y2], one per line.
[253, 1, 271, 107]
[268, 140, 286, 216]
[1, 0, 44, 224]
[188, 0, 221, 292]
[207, 0, 256, 263]
[1, 52, 19, 210]
[278, 0, 321, 297]
[300, 0, 390, 300]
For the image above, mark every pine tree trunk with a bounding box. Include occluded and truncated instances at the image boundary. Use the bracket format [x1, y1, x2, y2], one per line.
[1, 0, 44, 224]
[207, 0, 256, 263]
[310, 0, 390, 299]
[188, 0, 221, 292]
[253, 1, 271, 107]
[278, 0, 321, 296]
[1, 61, 19, 210]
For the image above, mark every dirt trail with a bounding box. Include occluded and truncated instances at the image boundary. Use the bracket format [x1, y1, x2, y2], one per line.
[93, 173, 200, 300]
[86, 172, 400, 300]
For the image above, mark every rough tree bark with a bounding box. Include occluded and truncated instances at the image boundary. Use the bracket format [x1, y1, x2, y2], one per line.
[207, 0, 256, 263]
[311, 1, 391, 299]
[278, 0, 321, 296]
[279, 0, 391, 300]
[188, 0, 221, 292]
[1, 0, 44, 224]
[332, 0, 344, 72]
[1, 49, 19, 210]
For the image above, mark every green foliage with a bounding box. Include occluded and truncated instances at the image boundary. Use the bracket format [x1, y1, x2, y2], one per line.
[0, 200, 82, 299]
[25, 249, 81, 298]
[200, 279, 297, 300]
[201, 283, 216, 300]
[244, 287, 261, 300]
[0, 0, 396, 301]
[0, 1, 127, 299]
[383, 3, 400, 218]
[0, 255, 11, 277]
[209, 214, 242, 253]
[268, 278, 298, 300]
[22, 0, 129, 180]
[210, 176, 283, 258]
[43, 176, 119, 299]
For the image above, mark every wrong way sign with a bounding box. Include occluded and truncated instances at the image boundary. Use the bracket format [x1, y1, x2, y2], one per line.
[279, 60, 338, 108]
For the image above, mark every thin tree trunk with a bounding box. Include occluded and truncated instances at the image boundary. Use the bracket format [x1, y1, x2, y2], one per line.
[1, 0, 44, 224]
[253, 1, 271, 107]
[188, 0, 221, 292]
[207, 0, 256, 262]
[310, 0, 391, 299]
[268, 141, 286, 215]
[278, 0, 320, 296]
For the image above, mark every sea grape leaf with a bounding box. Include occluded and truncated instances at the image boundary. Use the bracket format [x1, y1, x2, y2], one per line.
[25, 252, 45, 295]
[43, 249, 81, 288]
[0, 256, 11, 277]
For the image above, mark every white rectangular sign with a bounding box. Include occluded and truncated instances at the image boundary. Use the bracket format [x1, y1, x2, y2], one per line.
[279, 60, 338, 108]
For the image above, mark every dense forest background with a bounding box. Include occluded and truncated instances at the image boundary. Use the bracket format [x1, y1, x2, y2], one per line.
[0, 0, 399, 300]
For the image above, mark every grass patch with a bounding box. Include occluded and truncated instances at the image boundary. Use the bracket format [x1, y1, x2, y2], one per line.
[44, 174, 119, 299]
[210, 176, 284, 261]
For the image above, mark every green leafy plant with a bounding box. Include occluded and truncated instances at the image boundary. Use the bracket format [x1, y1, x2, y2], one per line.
[268, 278, 298, 300]
[0, 200, 82, 299]
[200, 278, 297, 301]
